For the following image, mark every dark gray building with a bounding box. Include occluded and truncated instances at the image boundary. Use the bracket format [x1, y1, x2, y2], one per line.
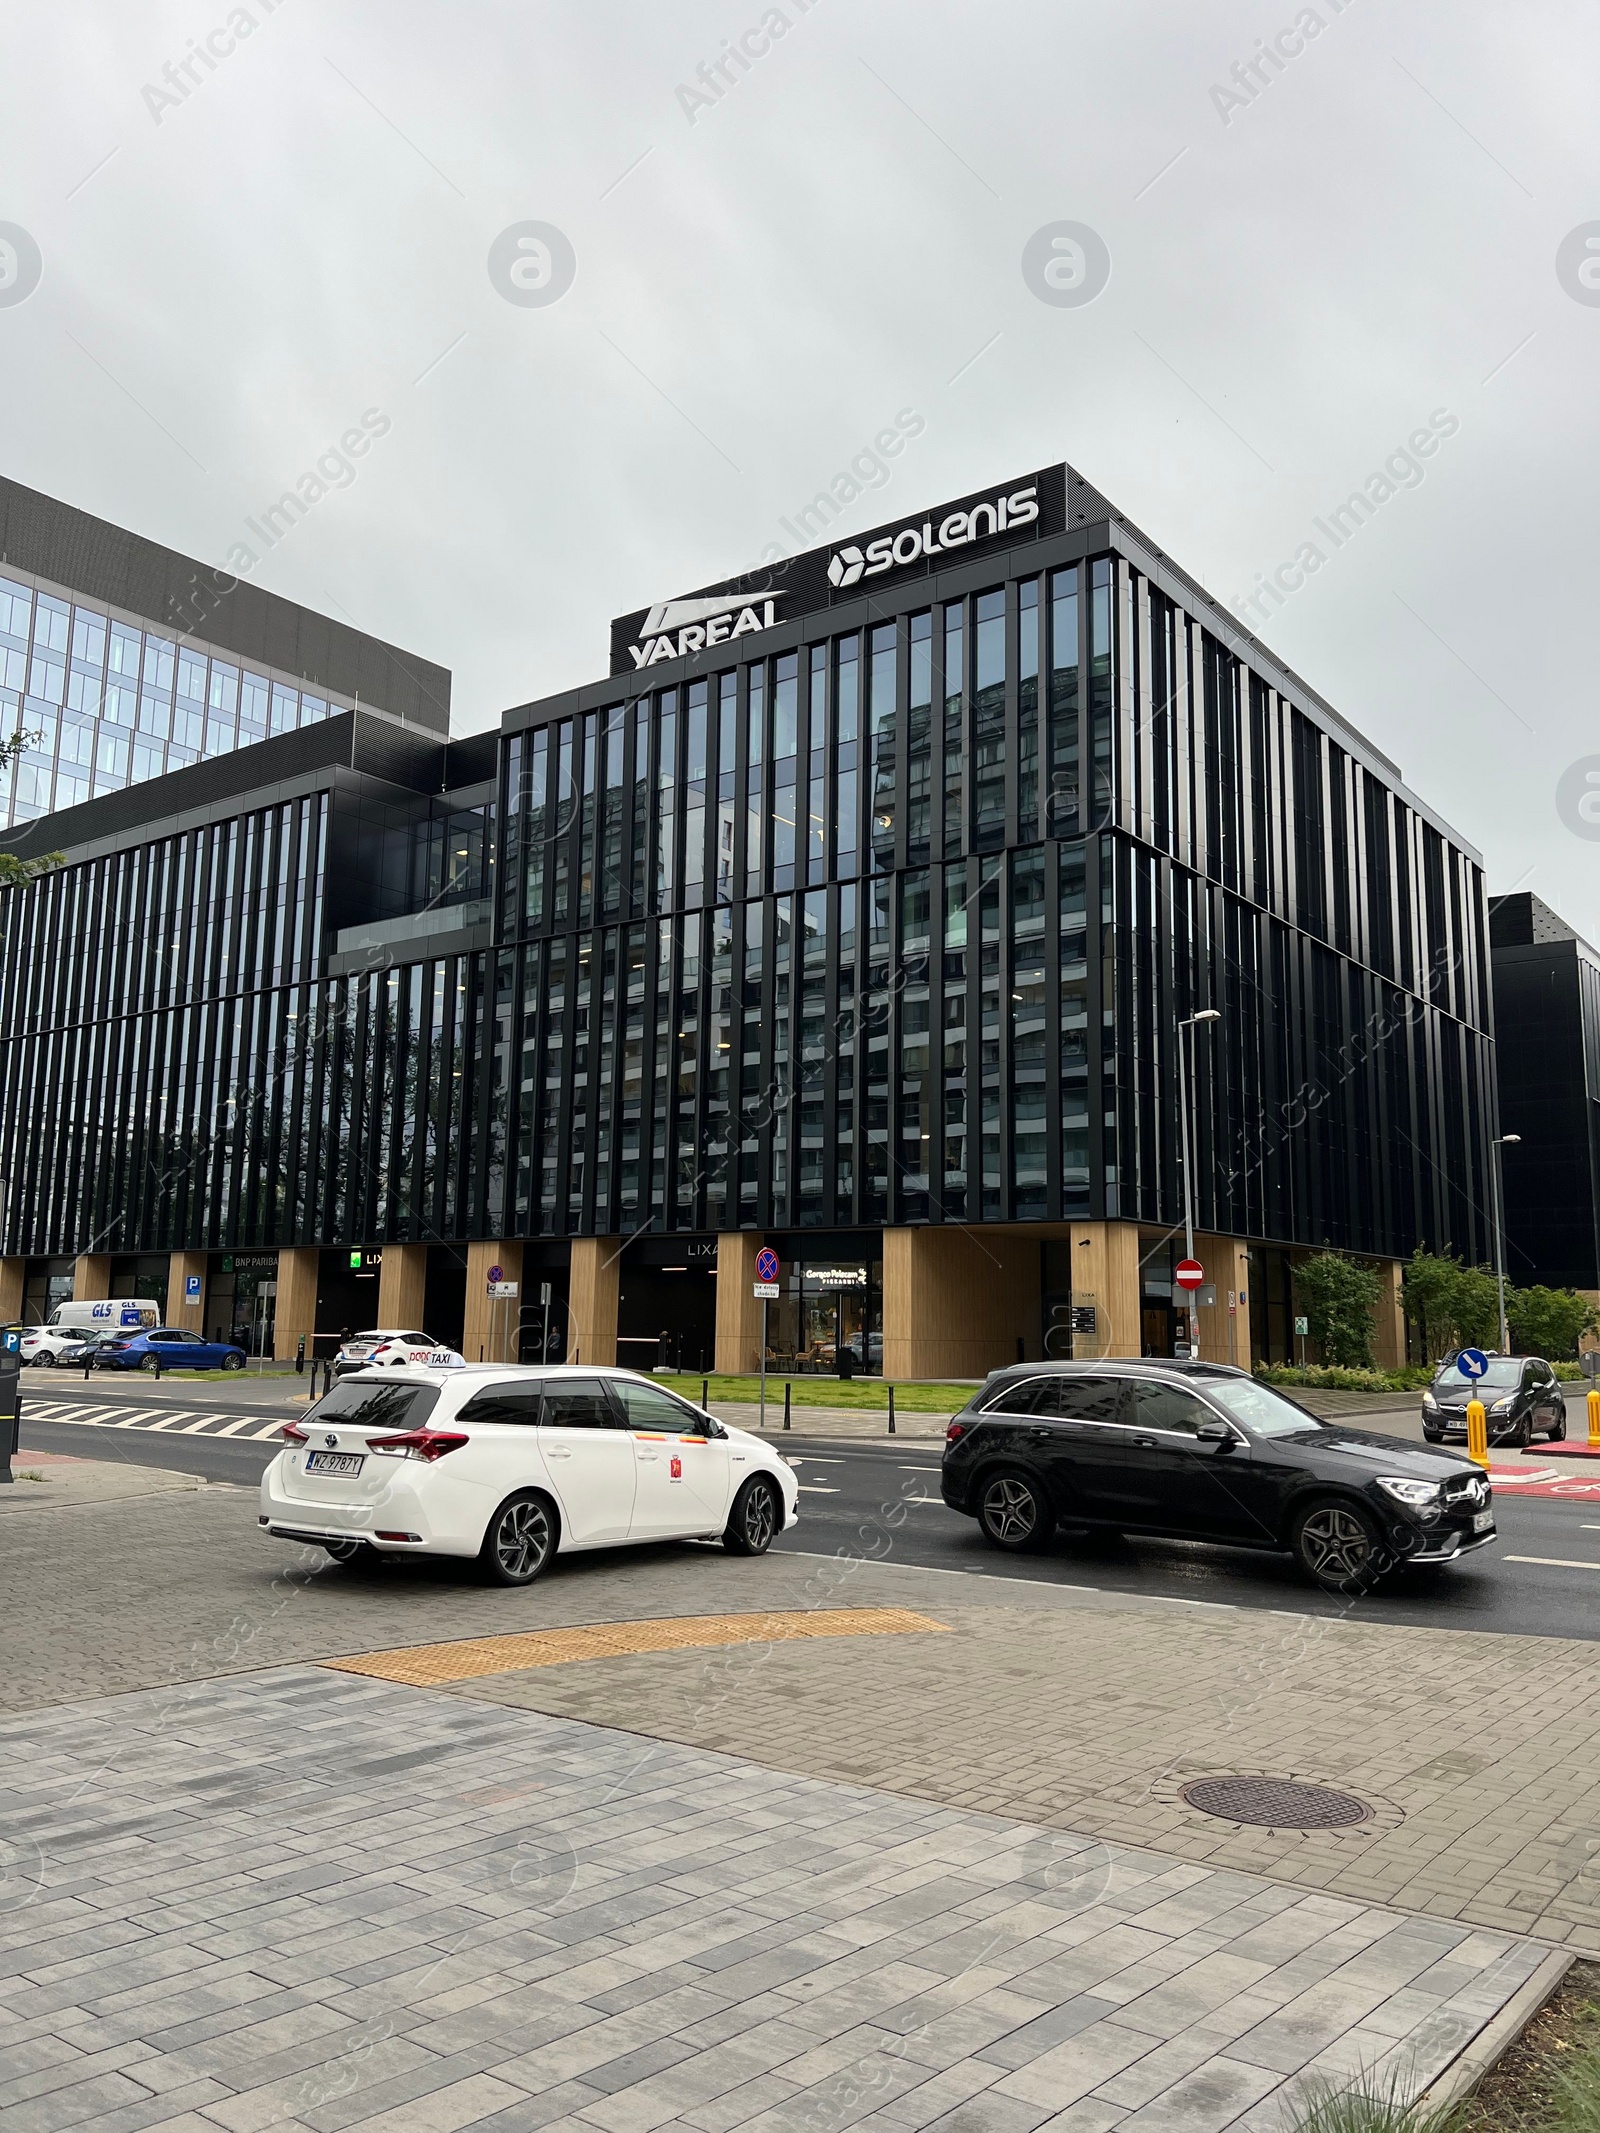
[1489, 891, 1600, 1299]
[0, 463, 1499, 1376]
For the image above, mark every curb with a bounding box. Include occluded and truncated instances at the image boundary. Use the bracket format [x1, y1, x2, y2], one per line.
[1419, 1945, 1573, 2109]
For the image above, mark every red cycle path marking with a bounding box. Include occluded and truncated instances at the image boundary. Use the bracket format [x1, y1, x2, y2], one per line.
[1488, 1464, 1600, 1498]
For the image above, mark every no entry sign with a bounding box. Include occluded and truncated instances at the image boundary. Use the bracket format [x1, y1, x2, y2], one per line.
[1175, 1258, 1204, 1292]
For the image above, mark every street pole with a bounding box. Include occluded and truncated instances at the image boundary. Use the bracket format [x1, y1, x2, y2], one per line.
[1178, 1023, 1196, 1270]
[1176, 1009, 1220, 1360]
[759, 1298, 768, 1430]
[1490, 1133, 1520, 1352]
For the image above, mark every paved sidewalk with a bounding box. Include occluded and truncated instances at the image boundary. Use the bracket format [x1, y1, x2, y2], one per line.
[0, 1453, 211, 1512]
[0, 1668, 1560, 2133]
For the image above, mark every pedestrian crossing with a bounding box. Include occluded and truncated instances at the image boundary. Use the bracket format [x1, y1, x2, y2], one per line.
[25, 1399, 291, 1443]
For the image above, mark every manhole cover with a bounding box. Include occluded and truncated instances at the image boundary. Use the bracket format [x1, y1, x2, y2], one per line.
[1181, 1775, 1372, 1830]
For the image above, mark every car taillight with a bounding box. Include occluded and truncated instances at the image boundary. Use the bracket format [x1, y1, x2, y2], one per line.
[946, 1419, 966, 1442]
[281, 1420, 308, 1444]
[368, 1430, 469, 1462]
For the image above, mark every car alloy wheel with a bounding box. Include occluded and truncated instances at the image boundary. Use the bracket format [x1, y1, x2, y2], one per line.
[222, 1353, 244, 1371]
[978, 1471, 1053, 1552]
[32, 1351, 54, 1368]
[1296, 1501, 1381, 1591]
[140, 1354, 159, 1373]
[724, 1477, 778, 1556]
[481, 1494, 554, 1586]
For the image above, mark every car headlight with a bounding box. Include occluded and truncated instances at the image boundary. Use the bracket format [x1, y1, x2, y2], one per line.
[1489, 1398, 1514, 1415]
[1376, 1477, 1442, 1508]
[1421, 1392, 1438, 1412]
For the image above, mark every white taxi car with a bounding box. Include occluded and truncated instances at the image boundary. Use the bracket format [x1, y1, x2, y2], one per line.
[332, 1330, 456, 1378]
[260, 1364, 798, 1583]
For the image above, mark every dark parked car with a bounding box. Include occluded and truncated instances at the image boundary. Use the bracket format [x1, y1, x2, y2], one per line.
[96, 1327, 247, 1372]
[1421, 1355, 1566, 1446]
[941, 1359, 1494, 1592]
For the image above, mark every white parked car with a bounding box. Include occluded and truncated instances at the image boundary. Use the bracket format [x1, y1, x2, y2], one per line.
[260, 1365, 798, 1583]
[21, 1326, 91, 1367]
[332, 1329, 459, 1377]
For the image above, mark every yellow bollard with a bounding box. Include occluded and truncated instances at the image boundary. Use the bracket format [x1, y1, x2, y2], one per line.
[1466, 1397, 1489, 1470]
[1588, 1386, 1600, 1450]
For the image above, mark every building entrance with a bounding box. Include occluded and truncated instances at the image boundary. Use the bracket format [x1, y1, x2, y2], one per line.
[209, 1253, 278, 1354]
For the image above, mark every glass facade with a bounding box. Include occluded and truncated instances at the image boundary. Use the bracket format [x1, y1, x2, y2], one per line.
[0, 569, 348, 827]
[0, 472, 1498, 1301]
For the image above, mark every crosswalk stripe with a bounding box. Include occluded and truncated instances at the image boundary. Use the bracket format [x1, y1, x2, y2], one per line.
[24, 1403, 290, 1441]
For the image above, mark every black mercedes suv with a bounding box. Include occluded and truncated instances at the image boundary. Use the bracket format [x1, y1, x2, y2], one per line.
[940, 1359, 1494, 1591]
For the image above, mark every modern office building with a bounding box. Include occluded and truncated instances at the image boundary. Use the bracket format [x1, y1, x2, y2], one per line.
[0, 463, 1498, 1373]
[1489, 891, 1600, 1300]
[0, 474, 448, 827]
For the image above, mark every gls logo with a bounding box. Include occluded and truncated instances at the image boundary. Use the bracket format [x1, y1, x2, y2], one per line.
[828, 484, 1039, 589]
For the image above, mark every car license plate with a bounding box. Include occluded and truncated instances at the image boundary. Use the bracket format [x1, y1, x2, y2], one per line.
[1472, 1509, 1493, 1533]
[305, 1450, 364, 1476]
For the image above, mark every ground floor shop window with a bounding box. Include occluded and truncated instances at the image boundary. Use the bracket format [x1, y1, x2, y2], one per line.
[767, 1256, 882, 1375]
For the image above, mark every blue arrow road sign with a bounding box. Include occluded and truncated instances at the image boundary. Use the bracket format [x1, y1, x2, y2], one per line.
[1457, 1347, 1489, 1380]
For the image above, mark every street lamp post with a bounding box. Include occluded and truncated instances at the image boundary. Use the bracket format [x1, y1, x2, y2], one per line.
[1177, 1008, 1222, 1354]
[1489, 1132, 1521, 1353]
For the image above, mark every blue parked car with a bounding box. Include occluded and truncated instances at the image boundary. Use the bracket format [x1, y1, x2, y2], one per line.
[95, 1326, 248, 1372]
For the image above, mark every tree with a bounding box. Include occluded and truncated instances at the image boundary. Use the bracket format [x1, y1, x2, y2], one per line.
[1402, 1248, 1502, 1359]
[1450, 1263, 1502, 1351]
[1293, 1251, 1384, 1368]
[1402, 1249, 1459, 1363]
[1507, 1285, 1598, 1362]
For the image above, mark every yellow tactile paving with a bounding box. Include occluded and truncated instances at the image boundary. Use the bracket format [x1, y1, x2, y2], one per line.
[322, 1607, 951, 1688]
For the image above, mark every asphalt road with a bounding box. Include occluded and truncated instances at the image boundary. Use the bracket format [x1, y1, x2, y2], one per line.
[18, 1383, 1600, 1642]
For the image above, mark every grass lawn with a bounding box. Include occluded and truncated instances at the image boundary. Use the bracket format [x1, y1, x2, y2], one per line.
[658, 1374, 975, 1413]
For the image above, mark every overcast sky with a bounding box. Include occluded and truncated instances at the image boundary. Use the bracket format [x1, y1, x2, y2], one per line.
[3, 2, 1597, 929]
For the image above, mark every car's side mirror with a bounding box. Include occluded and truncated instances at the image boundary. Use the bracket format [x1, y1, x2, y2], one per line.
[702, 1417, 725, 1439]
[1197, 1419, 1235, 1445]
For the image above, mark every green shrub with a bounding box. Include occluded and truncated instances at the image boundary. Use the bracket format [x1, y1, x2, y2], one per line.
[1293, 1252, 1385, 1368]
[1289, 2067, 1461, 2132]
[1256, 1363, 1433, 1395]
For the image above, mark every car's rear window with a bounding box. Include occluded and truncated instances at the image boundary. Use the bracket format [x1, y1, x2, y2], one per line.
[308, 1381, 441, 1430]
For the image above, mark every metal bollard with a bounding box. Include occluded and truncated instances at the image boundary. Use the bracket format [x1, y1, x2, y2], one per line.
[701, 1376, 709, 1412]
[1588, 1386, 1600, 1449]
[1466, 1396, 1488, 1470]
[888, 1383, 896, 1436]
[783, 1381, 791, 1431]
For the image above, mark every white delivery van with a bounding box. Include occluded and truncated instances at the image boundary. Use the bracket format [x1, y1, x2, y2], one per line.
[46, 1299, 160, 1334]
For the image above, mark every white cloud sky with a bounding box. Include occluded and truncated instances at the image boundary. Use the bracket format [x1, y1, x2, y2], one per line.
[3, 0, 1596, 923]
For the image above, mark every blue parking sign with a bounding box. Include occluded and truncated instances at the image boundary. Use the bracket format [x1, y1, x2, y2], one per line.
[185, 1274, 202, 1303]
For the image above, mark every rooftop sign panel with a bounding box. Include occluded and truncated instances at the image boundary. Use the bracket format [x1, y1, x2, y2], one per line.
[609, 464, 1068, 675]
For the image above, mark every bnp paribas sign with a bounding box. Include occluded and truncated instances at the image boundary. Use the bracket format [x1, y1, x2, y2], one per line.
[608, 464, 1067, 675]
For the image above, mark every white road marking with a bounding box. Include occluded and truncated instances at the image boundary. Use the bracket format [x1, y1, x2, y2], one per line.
[23, 1403, 290, 1443]
[798, 1485, 839, 1494]
[1504, 1556, 1600, 1571]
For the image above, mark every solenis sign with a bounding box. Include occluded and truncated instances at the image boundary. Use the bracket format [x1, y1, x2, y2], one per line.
[827, 483, 1040, 589]
[609, 464, 1068, 674]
